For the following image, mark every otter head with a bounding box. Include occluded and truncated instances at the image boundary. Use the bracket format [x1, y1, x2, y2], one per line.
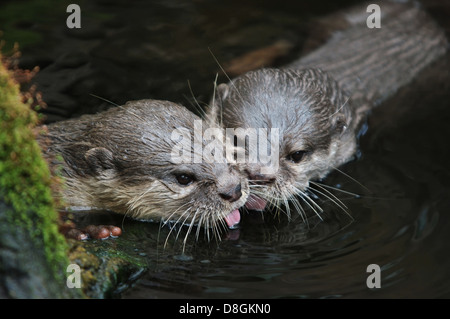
[55, 99, 248, 234]
[208, 68, 359, 213]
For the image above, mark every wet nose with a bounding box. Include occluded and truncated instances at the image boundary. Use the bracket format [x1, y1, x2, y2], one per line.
[247, 171, 276, 185]
[219, 184, 242, 203]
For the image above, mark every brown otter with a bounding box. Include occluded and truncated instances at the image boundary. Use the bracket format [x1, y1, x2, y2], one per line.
[206, 2, 448, 215]
[39, 99, 248, 239]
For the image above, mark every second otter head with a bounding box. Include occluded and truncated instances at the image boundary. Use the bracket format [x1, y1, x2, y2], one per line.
[49, 99, 248, 234]
[208, 68, 360, 213]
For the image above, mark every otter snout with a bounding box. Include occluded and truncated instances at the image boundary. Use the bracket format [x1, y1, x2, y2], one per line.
[219, 184, 242, 203]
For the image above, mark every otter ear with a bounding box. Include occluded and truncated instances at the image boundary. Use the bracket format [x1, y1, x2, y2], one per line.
[211, 83, 229, 109]
[62, 144, 115, 176]
[84, 147, 115, 174]
[331, 113, 349, 136]
[206, 83, 230, 127]
[62, 143, 114, 176]
[216, 83, 230, 101]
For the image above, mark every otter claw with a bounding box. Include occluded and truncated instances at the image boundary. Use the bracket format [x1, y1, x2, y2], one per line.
[83, 225, 122, 239]
[65, 228, 89, 241]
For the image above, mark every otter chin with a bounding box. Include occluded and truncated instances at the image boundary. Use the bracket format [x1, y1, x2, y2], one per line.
[39, 99, 249, 237]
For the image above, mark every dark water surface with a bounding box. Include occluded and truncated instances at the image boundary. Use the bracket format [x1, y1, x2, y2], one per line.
[2, 0, 450, 298]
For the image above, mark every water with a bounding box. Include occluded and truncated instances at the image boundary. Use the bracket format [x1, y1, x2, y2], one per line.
[2, 0, 450, 298]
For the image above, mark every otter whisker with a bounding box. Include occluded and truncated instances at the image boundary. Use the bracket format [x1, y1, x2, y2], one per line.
[273, 182, 291, 217]
[248, 182, 269, 187]
[207, 47, 247, 122]
[331, 166, 371, 193]
[163, 206, 193, 248]
[294, 186, 324, 213]
[203, 214, 214, 243]
[310, 180, 360, 198]
[290, 196, 309, 226]
[270, 184, 291, 209]
[128, 186, 157, 212]
[183, 208, 200, 251]
[90, 93, 146, 123]
[212, 219, 224, 243]
[89, 93, 119, 107]
[208, 47, 243, 98]
[282, 195, 293, 221]
[161, 200, 194, 227]
[196, 209, 218, 242]
[307, 184, 348, 213]
[196, 210, 205, 241]
[207, 217, 215, 242]
[250, 184, 283, 201]
[185, 79, 207, 118]
[203, 213, 212, 241]
[308, 181, 348, 210]
[296, 189, 324, 221]
[207, 210, 227, 243]
[328, 93, 351, 119]
[211, 73, 224, 128]
[307, 182, 354, 221]
[177, 207, 197, 240]
[263, 194, 286, 217]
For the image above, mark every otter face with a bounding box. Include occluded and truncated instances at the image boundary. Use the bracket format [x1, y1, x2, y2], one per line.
[114, 160, 248, 231]
[50, 100, 248, 234]
[208, 68, 358, 214]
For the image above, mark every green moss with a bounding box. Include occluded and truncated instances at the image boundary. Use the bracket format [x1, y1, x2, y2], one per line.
[0, 52, 69, 282]
[64, 238, 148, 298]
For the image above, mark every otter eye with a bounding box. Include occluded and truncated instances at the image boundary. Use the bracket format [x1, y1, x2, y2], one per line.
[175, 173, 196, 186]
[287, 150, 308, 163]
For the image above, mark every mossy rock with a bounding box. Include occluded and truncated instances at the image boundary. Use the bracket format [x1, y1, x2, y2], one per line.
[65, 228, 149, 298]
[0, 52, 150, 298]
[0, 52, 82, 298]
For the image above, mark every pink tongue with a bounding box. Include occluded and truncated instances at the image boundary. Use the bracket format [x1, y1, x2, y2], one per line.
[225, 209, 241, 229]
[245, 194, 267, 211]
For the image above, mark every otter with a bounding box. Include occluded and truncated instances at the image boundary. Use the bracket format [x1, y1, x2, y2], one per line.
[206, 2, 448, 214]
[39, 99, 248, 239]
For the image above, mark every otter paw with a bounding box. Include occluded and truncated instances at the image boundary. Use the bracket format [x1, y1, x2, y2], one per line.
[83, 225, 122, 239]
[64, 228, 89, 241]
[61, 224, 122, 240]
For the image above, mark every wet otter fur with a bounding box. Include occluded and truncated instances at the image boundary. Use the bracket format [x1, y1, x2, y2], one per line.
[206, 1, 448, 215]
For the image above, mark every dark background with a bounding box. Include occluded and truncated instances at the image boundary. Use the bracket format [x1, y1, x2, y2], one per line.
[1, 0, 450, 298]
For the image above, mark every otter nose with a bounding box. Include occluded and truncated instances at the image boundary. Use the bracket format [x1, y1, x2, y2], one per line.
[247, 172, 276, 185]
[219, 184, 242, 203]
